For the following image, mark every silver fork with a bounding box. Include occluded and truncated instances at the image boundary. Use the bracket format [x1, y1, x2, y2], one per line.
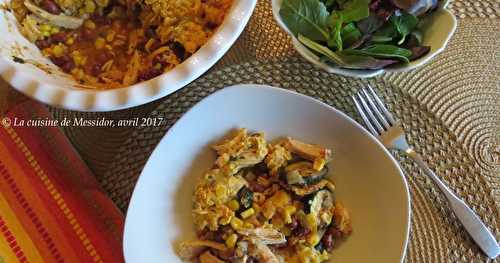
[352, 86, 500, 259]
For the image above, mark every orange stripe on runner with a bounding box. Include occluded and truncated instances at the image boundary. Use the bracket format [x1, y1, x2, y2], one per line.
[2, 125, 104, 263]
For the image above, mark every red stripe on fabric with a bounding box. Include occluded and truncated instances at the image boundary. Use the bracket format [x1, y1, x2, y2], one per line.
[0, 162, 64, 262]
[0, 216, 28, 262]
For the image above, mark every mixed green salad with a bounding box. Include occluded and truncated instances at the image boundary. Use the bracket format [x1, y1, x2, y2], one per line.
[279, 0, 438, 69]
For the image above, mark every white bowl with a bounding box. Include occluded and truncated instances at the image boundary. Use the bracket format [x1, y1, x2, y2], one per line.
[271, 0, 457, 78]
[0, 0, 256, 111]
[123, 84, 411, 262]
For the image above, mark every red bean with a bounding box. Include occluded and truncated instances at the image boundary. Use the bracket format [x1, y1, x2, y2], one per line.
[288, 217, 299, 231]
[293, 226, 311, 237]
[60, 60, 75, 73]
[80, 28, 96, 41]
[322, 232, 334, 251]
[41, 0, 61, 14]
[145, 27, 156, 38]
[91, 63, 103, 76]
[51, 32, 67, 43]
[35, 39, 51, 49]
[50, 55, 71, 67]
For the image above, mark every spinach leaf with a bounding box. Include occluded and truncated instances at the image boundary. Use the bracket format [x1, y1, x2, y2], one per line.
[373, 22, 397, 37]
[341, 23, 362, 47]
[356, 12, 384, 34]
[371, 35, 393, 43]
[298, 34, 345, 65]
[390, 12, 418, 44]
[298, 34, 398, 69]
[335, 0, 371, 23]
[280, 0, 331, 41]
[342, 44, 412, 62]
[327, 14, 343, 50]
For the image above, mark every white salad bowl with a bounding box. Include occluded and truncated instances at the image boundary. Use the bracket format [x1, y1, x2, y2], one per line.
[0, 0, 256, 111]
[123, 84, 411, 262]
[271, 0, 457, 78]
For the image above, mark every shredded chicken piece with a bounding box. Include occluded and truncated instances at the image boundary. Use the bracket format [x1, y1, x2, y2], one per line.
[284, 137, 332, 170]
[237, 227, 286, 245]
[177, 240, 226, 261]
[122, 50, 141, 85]
[248, 239, 280, 263]
[24, 0, 83, 28]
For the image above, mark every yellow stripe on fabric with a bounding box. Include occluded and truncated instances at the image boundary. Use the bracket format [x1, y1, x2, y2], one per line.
[2, 126, 104, 263]
[0, 192, 44, 263]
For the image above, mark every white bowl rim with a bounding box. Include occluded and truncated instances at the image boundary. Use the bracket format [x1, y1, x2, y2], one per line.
[123, 84, 411, 262]
[0, 0, 257, 111]
[271, 0, 457, 78]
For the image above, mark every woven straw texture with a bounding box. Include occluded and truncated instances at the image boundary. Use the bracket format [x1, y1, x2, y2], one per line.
[48, 0, 499, 262]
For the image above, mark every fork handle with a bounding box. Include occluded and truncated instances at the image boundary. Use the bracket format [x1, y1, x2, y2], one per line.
[406, 149, 500, 259]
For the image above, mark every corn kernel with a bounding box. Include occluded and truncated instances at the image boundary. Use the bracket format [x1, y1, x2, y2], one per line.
[84, 0, 96, 13]
[94, 37, 105, 49]
[305, 213, 317, 229]
[50, 27, 60, 34]
[52, 44, 65, 57]
[219, 215, 232, 226]
[313, 158, 326, 171]
[84, 20, 96, 29]
[240, 208, 255, 219]
[40, 24, 51, 32]
[230, 217, 243, 230]
[308, 233, 320, 246]
[42, 31, 51, 37]
[106, 31, 116, 42]
[225, 234, 238, 249]
[227, 200, 240, 211]
[215, 184, 226, 197]
[73, 55, 82, 65]
[283, 205, 297, 224]
[66, 37, 74, 45]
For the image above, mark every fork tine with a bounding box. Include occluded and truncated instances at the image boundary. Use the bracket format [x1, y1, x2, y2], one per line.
[361, 88, 390, 129]
[367, 85, 396, 124]
[352, 95, 378, 136]
[356, 93, 385, 134]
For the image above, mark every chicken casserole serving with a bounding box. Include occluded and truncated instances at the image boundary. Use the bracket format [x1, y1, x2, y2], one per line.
[178, 128, 352, 263]
[11, 0, 232, 88]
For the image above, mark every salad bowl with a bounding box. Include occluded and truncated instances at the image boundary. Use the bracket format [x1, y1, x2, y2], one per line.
[272, 0, 457, 78]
